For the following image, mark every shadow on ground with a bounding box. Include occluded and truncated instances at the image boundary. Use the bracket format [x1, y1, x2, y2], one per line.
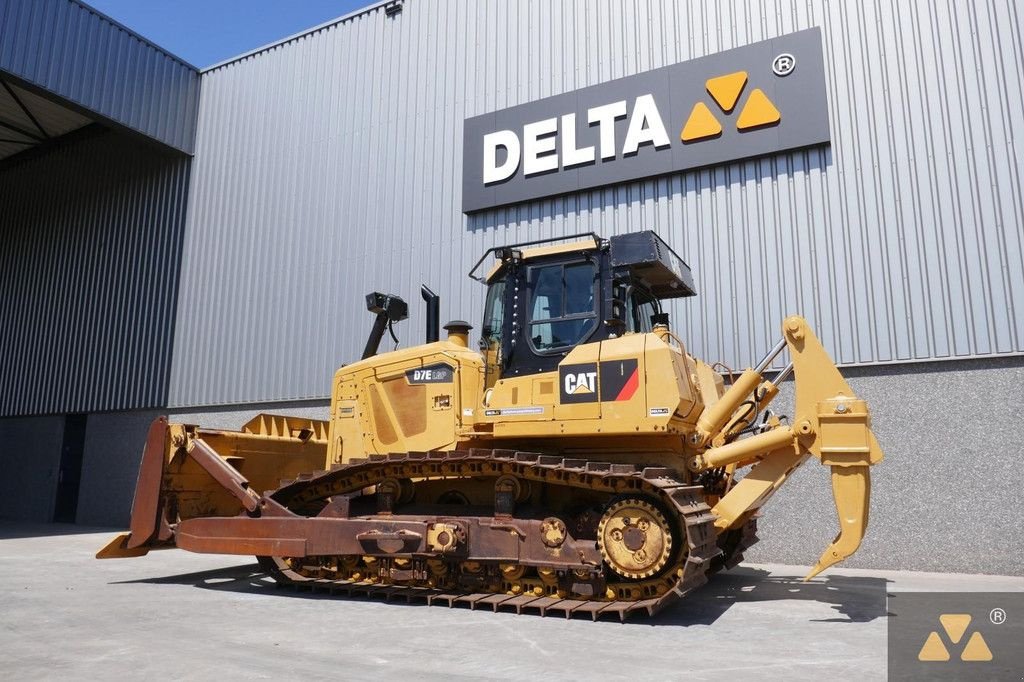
[653, 567, 890, 626]
[115, 563, 890, 626]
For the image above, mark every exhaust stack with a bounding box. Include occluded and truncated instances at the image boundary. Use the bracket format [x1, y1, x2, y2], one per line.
[421, 285, 440, 343]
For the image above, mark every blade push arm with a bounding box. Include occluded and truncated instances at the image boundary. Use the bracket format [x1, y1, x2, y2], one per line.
[688, 316, 883, 579]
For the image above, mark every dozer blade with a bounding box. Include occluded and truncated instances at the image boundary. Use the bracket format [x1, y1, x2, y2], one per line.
[96, 532, 150, 559]
[98, 414, 330, 559]
[96, 416, 169, 558]
[804, 464, 870, 580]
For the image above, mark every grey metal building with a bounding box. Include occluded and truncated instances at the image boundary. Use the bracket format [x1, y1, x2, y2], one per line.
[1, 0, 1021, 575]
[0, 0, 198, 523]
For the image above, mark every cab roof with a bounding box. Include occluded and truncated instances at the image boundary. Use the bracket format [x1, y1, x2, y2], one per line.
[482, 237, 600, 284]
[470, 230, 696, 299]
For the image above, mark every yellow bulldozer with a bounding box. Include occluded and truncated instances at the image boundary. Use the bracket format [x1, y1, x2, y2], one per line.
[99, 231, 883, 620]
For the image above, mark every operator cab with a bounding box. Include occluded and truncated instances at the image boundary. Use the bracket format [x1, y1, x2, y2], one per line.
[471, 231, 696, 378]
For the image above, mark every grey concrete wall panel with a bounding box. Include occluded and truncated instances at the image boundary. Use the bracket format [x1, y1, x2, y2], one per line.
[0, 0, 199, 153]
[0, 128, 190, 416]
[75, 409, 161, 526]
[171, 0, 1024, 408]
[463, 28, 829, 212]
[0, 415, 63, 521]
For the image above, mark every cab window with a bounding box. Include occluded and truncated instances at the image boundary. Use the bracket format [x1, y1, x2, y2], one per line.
[625, 286, 660, 333]
[527, 261, 598, 352]
[481, 278, 505, 343]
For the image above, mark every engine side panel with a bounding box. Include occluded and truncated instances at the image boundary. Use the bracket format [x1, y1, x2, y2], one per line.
[327, 341, 484, 464]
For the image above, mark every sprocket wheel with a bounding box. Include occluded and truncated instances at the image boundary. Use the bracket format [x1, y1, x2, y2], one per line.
[597, 497, 673, 580]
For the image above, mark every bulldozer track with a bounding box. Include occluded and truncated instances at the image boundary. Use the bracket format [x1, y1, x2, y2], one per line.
[258, 449, 737, 621]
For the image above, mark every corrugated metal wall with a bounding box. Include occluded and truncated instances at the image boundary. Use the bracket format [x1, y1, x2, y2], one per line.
[0, 0, 199, 153]
[170, 0, 1024, 408]
[0, 128, 190, 416]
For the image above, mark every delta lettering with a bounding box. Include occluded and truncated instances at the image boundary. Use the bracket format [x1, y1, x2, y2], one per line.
[482, 94, 669, 184]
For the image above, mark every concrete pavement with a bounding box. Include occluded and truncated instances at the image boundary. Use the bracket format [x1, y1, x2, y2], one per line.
[1, 522, 1021, 681]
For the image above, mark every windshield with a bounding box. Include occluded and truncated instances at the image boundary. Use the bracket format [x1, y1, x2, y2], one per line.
[527, 261, 598, 351]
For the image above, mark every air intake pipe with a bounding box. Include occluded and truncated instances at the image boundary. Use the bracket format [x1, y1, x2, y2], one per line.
[362, 292, 409, 359]
[421, 285, 440, 343]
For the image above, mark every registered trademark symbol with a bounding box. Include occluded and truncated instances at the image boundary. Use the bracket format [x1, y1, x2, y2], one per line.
[990, 607, 1006, 625]
[773, 53, 796, 76]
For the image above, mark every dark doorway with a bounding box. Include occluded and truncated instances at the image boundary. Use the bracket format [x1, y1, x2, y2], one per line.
[53, 413, 87, 523]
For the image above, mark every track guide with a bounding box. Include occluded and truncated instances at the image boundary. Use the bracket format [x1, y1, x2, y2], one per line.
[258, 449, 750, 621]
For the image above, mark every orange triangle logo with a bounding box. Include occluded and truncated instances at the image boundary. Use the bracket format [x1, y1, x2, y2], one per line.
[939, 614, 971, 644]
[680, 102, 722, 142]
[961, 632, 993, 662]
[682, 72, 781, 143]
[918, 632, 950, 661]
[917, 613, 994, 663]
[736, 88, 781, 130]
[705, 71, 747, 112]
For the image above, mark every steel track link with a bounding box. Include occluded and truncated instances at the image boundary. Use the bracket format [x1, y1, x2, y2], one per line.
[710, 518, 760, 574]
[260, 448, 723, 621]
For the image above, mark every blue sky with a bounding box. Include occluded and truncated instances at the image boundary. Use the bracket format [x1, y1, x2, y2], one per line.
[86, 0, 373, 68]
